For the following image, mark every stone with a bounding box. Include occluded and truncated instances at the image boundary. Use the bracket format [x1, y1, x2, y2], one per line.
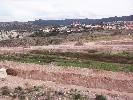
[6, 68, 17, 76]
[0, 68, 7, 80]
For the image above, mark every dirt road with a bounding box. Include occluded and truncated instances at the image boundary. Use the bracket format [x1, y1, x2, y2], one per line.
[0, 39, 133, 55]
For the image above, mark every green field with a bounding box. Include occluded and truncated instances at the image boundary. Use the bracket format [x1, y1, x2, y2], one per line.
[0, 50, 133, 72]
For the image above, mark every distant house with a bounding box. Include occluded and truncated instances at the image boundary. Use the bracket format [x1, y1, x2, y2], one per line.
[43, 28, 51, 33]
[124, 21, 133, 30]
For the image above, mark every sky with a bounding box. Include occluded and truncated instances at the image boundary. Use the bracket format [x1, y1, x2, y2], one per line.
[0, 0, 133, 22]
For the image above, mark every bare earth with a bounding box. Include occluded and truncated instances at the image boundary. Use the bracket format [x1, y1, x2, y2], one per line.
[0, 39, 133, 100]
[0, 61, 133, 100]
[0, 38, 133, 54]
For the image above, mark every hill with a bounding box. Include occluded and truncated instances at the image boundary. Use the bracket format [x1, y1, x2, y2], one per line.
[32, 15, 133, 25]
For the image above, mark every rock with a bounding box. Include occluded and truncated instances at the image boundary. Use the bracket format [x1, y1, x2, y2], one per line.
[0, 68, 7, 80]
[6, 68, 17, 76]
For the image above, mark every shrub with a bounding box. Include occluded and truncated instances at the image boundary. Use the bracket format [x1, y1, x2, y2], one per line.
[121, 51, 129, 56]
[47, 38, 63, 45]
[30, 30, 46, 37]
[95, 94, 106, 100]
[73, 93, 82, 100]
[13, 86, 26, 100]
[29, 50, 43, 54]
[87, 49, 98, 53]
[18, 93, 26, 100]
[74, 41, 84, 46]
[1, 86, 11, 96]
[70, 89, 87, 100]
[14, 86, 23, 93]
[32, 86, 42, 91]
[111, 30, 122, 36]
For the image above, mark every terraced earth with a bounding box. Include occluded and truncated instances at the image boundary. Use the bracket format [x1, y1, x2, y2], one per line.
[0, 39, 133, 100]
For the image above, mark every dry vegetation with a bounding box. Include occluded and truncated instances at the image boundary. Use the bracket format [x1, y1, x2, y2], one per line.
[0, 86, 92, 100]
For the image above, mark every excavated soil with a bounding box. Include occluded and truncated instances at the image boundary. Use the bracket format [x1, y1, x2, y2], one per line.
[0, 61, 133, 100]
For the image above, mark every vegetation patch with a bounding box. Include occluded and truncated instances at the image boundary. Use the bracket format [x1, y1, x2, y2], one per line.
[0, 86, 91, 100]
[74, 41, 84, 46]
[0, 50, 133, 72]
[95, 94, 106, 100]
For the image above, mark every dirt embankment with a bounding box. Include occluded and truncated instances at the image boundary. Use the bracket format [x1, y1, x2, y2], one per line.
[0, 37, 63, 47]
[0, 39, 133, 55]
[0, 61, 133, 99]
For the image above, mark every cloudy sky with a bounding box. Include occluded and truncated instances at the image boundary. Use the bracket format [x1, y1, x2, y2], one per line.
[0, 0, 133, 21]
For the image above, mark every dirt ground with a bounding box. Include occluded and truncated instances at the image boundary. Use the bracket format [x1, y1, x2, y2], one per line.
[0, 75, 133, 100]
[0, 61, 133, 100]
[0, 39, 133, 100]
[0, 38, 133, 55]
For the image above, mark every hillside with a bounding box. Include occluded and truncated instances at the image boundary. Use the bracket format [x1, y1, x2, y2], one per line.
[32, 15, 133, 25]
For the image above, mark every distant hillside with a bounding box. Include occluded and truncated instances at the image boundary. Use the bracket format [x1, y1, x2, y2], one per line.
[32, 15, 133, 25]
[0, 15, 133, 31]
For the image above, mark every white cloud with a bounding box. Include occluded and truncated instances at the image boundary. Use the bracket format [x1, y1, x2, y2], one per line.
[0, 0, 133, 21]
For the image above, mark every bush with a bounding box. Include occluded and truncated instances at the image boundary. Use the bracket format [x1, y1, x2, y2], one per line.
[95, 94, 106, 100]
[14, 86, 23, 93]
[29, 50, 44, 54]
[47, 38, 63, 45]
[121, 51, 129, 56]
[87, 49, 98, 53]
[1, 86, 11, 96]
[74, 41, 84, 46]
[73, 93, 82, 100]
[70, 89, 87, 100]
[111, 30, 122, 36]
[31, 30, 46, 37]
[13, 86, 26, 100]
[18, 93, 26, 100]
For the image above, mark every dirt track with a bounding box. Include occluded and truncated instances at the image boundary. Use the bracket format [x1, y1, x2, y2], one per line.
[0, 61, 133, 100]
[0, 39, 133, 55]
